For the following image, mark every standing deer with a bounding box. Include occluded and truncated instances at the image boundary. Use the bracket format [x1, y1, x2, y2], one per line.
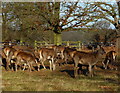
[49, 45, 65, 60]
[0, 49, 7, 67]
[63, 47, 77, 64]
[37, 48, 57, 71]
[73, 46, 106, 78]
[102, 51, 116, 69]
[3, 47, 16, 70]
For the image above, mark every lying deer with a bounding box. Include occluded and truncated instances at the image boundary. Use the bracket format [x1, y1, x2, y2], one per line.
[73, 46, 106, 78]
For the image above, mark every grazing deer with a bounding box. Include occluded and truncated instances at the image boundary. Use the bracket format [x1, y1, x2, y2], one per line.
[37, 48, 57, 71]
[73, 46, 106, 78]
[102, 51, 116, 69]
[12, 51, 40, 72]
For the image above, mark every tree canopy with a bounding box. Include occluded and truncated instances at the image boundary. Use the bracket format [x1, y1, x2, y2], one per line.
[2, 1, 119, 45]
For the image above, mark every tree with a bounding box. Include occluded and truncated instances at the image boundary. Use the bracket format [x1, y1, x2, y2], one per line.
[92, 20, 117, 45]
[116, 1, 120, 59]
[2, 2, 97, 45]
[88, 2, 119, 59]
[2, 2, 54, 45]
[2, 2, 119, 47]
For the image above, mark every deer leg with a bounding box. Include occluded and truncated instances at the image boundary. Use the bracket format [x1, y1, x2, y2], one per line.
[78, 64, 82, 75]
[30, 62, 35, 71]
[11, 63, 14, 71]
[27, 62, 35, 72]
[6, 58, 10, 71]
[88, 65, 93, 77]
[105, 60, 109, 69]
[41, 59, 46, 69]
[28, 63, 31, 72]
[15, 63, 17, 71]
[92, 65, 95, 76]
[49, 60, 52, 71]
[74, 62, 79, 78]
[53, 63, 56, 71]
[37, 64, 40, 71]
[23, 63, 27, 71]
[52, 58, 56, 71]
[35, 59, 40, 71]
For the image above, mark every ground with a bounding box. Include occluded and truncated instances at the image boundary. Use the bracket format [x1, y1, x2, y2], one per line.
[1, 62, 120, 91]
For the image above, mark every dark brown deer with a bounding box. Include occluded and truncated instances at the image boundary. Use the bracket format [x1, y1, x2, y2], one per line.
[37, 48, 57, 71]
[63, 47, 77, 64]
[73, 46, 106, 78]
[102, 51, 116, 69]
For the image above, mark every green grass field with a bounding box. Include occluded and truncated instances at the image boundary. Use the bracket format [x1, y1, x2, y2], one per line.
[1, 64, 120, 91]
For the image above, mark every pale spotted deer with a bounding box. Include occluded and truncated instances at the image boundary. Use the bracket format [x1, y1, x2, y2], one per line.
[73, 46, 106, 78]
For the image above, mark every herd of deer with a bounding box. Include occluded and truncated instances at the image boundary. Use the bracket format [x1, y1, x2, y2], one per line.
[0, 44, 117, 78]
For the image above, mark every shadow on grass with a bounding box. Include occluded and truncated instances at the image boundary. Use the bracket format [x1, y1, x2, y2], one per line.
[105, 78, 119, 85]
[60, 69, 89, 78]
[61, 69, 75, 78]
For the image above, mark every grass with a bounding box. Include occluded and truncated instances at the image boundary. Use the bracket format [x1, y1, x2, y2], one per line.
[1, 64, 120, 91]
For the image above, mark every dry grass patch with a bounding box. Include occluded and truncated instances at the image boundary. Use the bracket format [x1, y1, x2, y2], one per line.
[2, 65, 119, 91]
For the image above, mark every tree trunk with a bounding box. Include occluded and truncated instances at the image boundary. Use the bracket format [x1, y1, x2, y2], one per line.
[116, 27, 120, 61]
[54, 33, 62, 45]
[116, 1, 120, 61]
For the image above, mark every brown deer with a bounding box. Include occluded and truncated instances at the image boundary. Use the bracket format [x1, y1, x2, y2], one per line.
[3, 47, 16, 70]
[37, 48, 57, 71]
[12, 45, 35, 54]
[12, 51, 40, 72]
[63, 47, 77, 64]
[73, 46, 106, 78]
[102, 51, 116, 69]
[49, 45, 65, 60]
[0, 49, 7, 67]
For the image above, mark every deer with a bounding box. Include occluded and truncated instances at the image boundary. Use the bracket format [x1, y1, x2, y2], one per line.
[49, 45, 65, 60]
[12, 50, 40, 72]
[3, 46, 16, 70]
[73, 46, 106, 78]
[37, 48, 58, 71]
[3, 45, 39, 71]
[12, 45, 35, 54]
[0, 49, 7, 68]
[102, 51, 117, 69]
[63, 47, 77, 64]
